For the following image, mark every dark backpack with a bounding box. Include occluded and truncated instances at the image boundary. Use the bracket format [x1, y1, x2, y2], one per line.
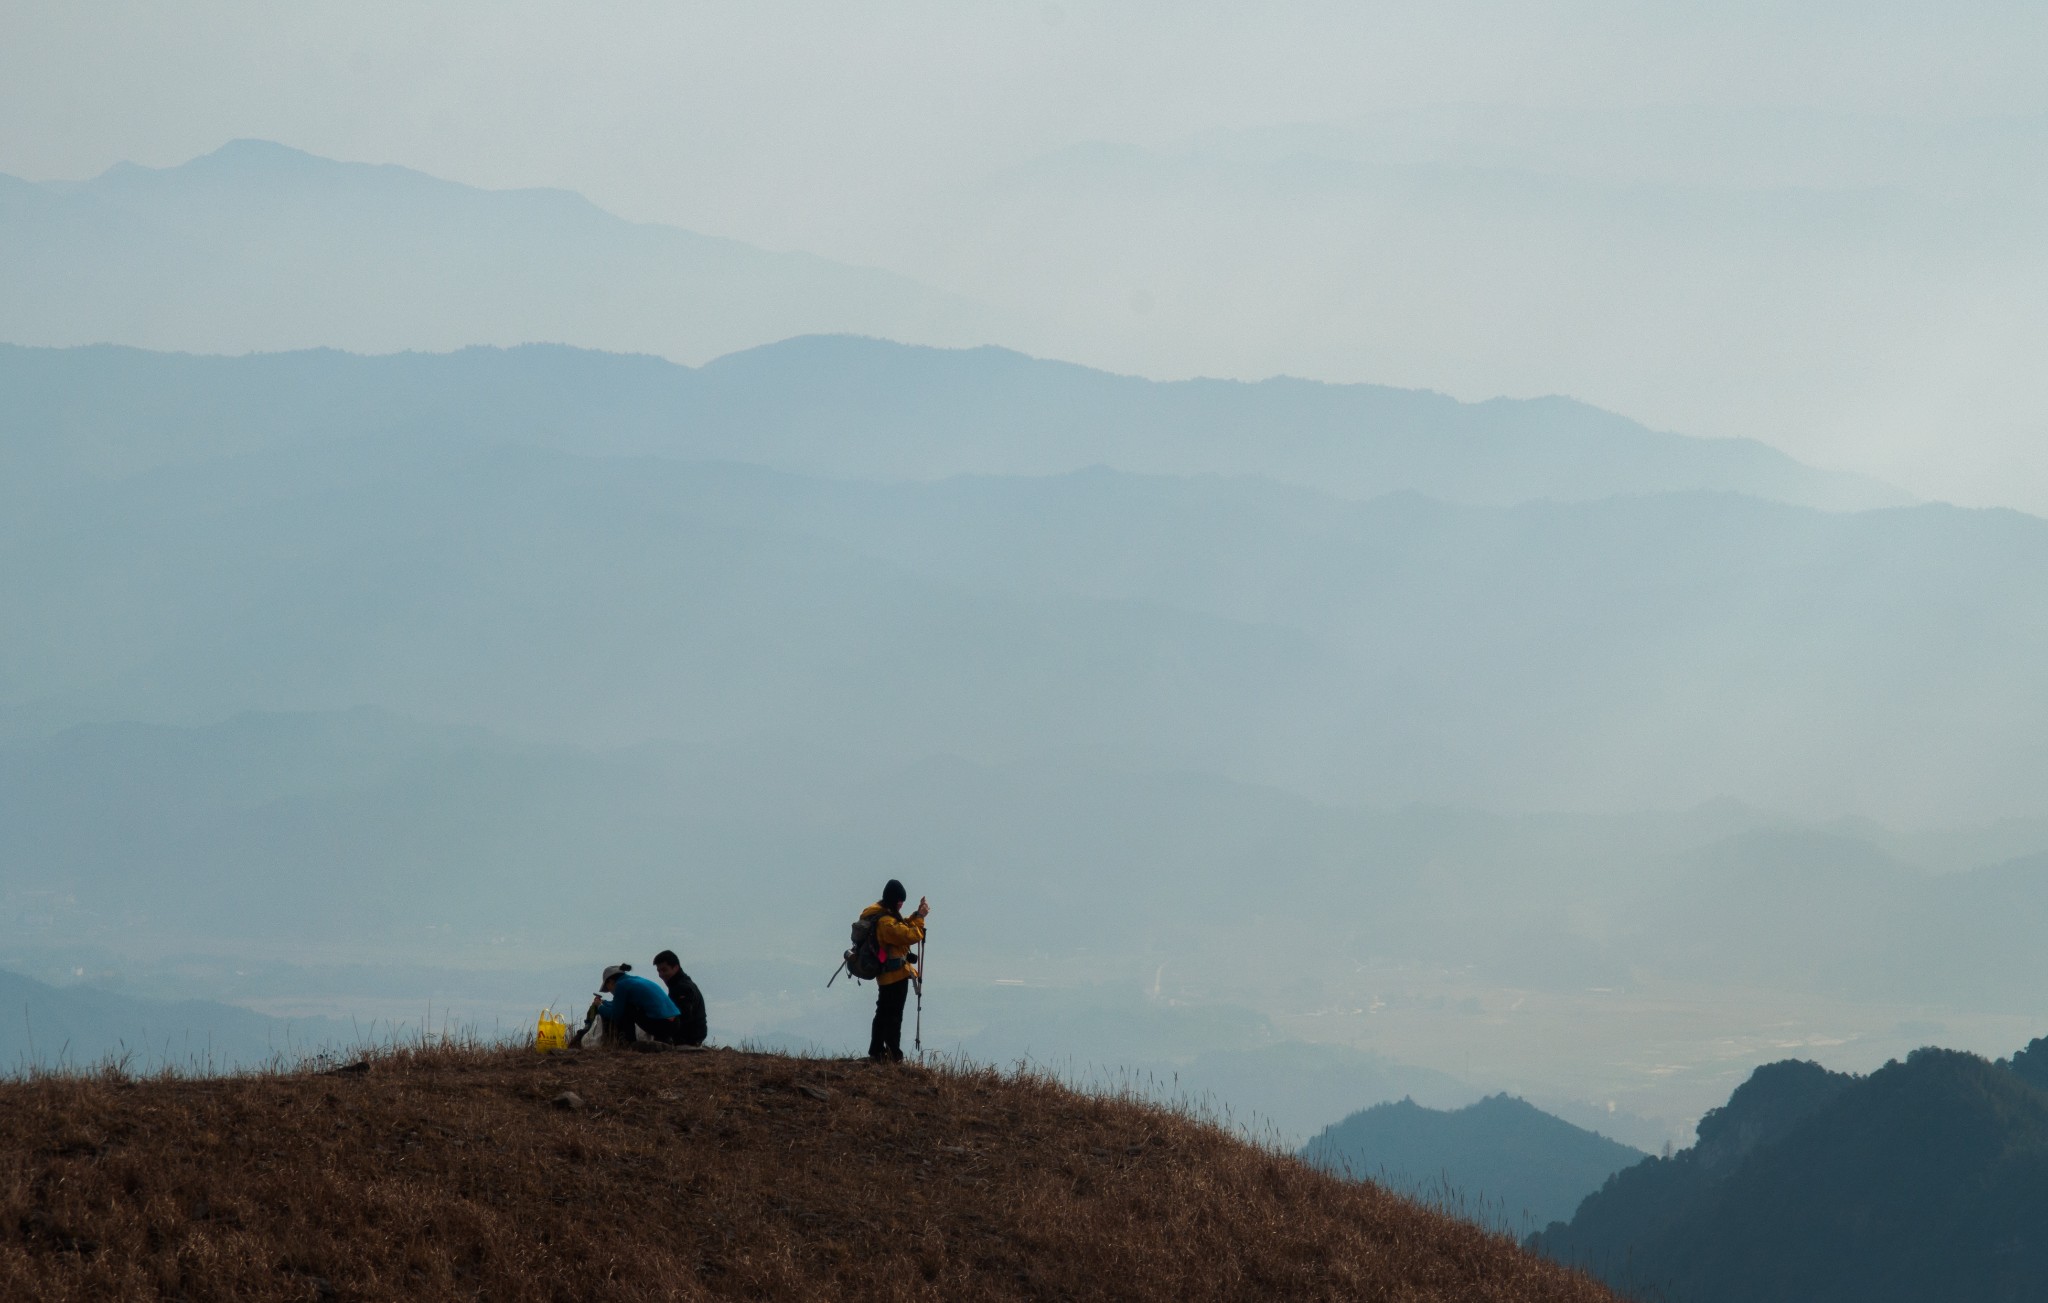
[844, 911, 892, 981]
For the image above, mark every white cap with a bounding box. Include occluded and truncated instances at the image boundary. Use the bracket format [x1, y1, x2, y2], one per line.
[602, 964, 627, 982]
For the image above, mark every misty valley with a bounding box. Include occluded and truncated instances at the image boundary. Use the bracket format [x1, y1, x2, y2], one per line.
[8, 337, 2048, 1140]
[8, 133, 2048, 1303]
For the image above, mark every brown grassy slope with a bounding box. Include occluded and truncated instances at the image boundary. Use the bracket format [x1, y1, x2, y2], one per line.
[0, 1045, 1621, 1302]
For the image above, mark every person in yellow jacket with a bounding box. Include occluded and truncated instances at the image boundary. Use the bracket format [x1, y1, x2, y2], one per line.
[863, 878, 928, 1062]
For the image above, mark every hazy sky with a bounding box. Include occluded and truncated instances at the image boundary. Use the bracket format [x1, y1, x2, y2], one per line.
[7, 1, 2048, 507]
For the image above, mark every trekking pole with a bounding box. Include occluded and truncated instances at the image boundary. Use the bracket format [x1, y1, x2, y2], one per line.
[825, 955, 847, 989]
[913, 934, 925, 1053]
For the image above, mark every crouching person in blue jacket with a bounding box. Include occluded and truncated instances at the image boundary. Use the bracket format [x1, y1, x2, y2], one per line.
[594, 962, 687, 1046]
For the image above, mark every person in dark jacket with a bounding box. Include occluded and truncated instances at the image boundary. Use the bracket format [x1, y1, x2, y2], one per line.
[862, 879, 928, 1062]
[594, 963, 686, 1045]
[652, 949, 708, 1047]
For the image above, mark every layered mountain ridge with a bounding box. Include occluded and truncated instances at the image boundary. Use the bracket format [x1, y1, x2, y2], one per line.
[0, 335, 1904, 509]
[0, 141, 992, 363]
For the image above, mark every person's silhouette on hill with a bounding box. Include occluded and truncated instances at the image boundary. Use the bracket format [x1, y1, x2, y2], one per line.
[593, 963, 686, 1046]
[861, 879, 927, 1062]
[652, 949, 707, 1047]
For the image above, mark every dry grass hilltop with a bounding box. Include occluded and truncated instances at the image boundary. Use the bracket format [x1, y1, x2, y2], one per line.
[0, 1043, 1621, 1301]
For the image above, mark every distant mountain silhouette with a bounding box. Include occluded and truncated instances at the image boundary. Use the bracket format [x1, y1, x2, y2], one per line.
[1530, 1046, 2048, 1302]
[0, 337, 1904, 510]
[0, 967, 345, 1073]
[0, 141, 993, 362]
[9, 342, 2048, 1081]
[1304, 1095, 1646, 1235]
[0, 347, 2031, 820]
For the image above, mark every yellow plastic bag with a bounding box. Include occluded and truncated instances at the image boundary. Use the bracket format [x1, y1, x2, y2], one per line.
[534, 1009, 569, 1053]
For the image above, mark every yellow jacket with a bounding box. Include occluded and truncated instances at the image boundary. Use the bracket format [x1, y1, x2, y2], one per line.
[861, 903, 925, 987]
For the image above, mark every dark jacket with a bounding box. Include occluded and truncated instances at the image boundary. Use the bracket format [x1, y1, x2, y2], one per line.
[663, 970, 708, 1046]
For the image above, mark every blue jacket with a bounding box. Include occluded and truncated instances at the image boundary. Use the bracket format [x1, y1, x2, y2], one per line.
[600, 973, 680, 1024]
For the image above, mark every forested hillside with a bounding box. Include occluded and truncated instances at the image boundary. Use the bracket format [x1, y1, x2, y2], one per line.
[1531, 1043, 2048, 1302]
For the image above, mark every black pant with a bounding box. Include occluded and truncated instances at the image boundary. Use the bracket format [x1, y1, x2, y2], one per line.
[869, 979, 909, 1060]
[619, 1012, 685, 1045]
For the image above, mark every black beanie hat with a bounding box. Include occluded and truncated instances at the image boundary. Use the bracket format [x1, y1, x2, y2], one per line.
[882, 878, 907, 907]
